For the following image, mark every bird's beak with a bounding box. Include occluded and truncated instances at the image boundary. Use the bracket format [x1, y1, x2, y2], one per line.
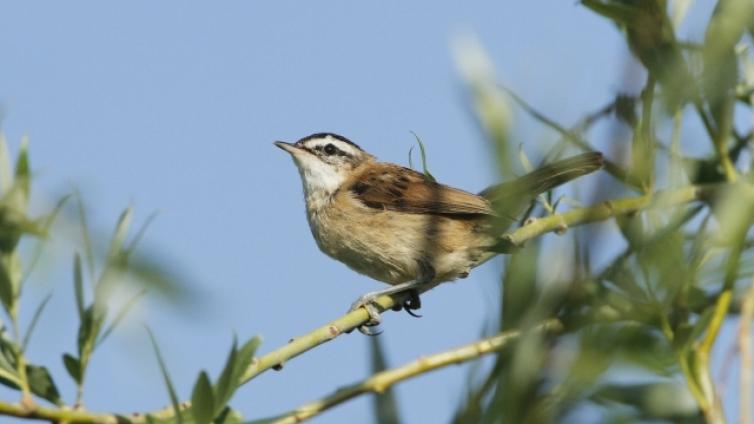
[274, 141, 298, 154]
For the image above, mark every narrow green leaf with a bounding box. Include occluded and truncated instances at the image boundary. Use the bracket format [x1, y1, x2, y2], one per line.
[496, 82, 639, 188]
[13, 216, 45, 237]
[590, 382, 697, 419]
[73, 254, 85, 320]
[14, 136, 29, 177]
[191, 371, 215, 424]
[0, 259, 14, 312]
[0, 367, 21, 391]
[685, 306, 716, 351]
[0, 334, 21, 388]
[26, 364, 61, 405]
[407, 146, 415, 170]
[230, 336, 260, 392]
[0, 134, 12, 193]
[0, 332, 59, 404]
[107, 207, 133, 265]
[581, 0, 637, 24]
[62, 353, 81, 384]
[77, 304, 106, 372]
[0, 207, 20, 253]
[39, 194, 71, 234]
[13, 136, 30, 205]
[96, 289, 146, 347]
[117, 254, 189, 301]
[74, 191, 95, 280]
[22, 293, 53, 351]
[20, 195, 72, 285]
[125, 211, 159, 257]
[369, 337, 402, 424]
[409, 131, 436, 182]
[235, 336, 261, 379]
[214, 335, 261, 416]
[77, 306, 94, 358]
[0, 332, 19, 367]
[146, 327, 184, 424]
[213, 337, 239, 412]
[214, 407, 244, 424]
[0, 342, 60, 405]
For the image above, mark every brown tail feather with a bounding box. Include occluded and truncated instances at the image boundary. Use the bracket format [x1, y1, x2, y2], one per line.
[480, 152, 603, 200]
[480, 152, 603, 232]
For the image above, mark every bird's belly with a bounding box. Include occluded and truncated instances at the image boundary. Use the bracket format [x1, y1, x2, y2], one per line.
[308, 207, 492, 285]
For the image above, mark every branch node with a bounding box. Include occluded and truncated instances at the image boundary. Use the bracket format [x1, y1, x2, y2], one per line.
[327, 325, 341, 338]
[554, 218, 568, 235]
[19, 395, 36, 413]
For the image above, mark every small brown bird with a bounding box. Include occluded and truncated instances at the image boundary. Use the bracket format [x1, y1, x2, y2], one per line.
[275, 133, 602, 333]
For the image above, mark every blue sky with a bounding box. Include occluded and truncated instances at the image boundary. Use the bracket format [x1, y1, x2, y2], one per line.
[0, 1, 732, 423]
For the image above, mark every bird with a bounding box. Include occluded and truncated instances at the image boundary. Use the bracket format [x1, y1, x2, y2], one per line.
[275, 133, 603, 334]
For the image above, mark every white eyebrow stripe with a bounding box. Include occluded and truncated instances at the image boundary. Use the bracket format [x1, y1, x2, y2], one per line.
[307, 138, 357, 156]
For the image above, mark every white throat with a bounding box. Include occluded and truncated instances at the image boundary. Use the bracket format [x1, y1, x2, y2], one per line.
[293, 156, 347, 209]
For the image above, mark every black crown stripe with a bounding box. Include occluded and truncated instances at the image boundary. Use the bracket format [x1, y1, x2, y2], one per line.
[296, 133, 363, 152]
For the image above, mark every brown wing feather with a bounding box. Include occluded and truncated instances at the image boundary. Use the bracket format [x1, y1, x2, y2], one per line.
[346, 163, 494, 216]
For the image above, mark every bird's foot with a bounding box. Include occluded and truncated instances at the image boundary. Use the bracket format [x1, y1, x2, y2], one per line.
[403, 289, 422, 317]
[349, 294, 383, 336]
[349, 278, 431, 335]
[389, 289, 423, 317]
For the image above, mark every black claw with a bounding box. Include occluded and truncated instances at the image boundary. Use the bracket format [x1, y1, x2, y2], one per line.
[391, 303, 403, 312]
[405, 308, 422, 318]
[402, 289, 422, 318]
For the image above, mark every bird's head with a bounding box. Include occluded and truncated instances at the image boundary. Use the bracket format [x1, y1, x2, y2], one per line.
[275, 133, 374, 197]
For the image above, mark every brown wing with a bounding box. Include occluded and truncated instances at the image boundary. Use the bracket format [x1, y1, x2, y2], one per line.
[345, 163, 494, 217]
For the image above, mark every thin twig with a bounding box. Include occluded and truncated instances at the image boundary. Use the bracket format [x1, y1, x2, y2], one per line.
[491, 185, 711, 254]
[268, 320, 563, 424]
[0, 400, 118, 423]
[636, 76, 655, 191]
[739, 281, 754, 424]
[693, 198, 752, 423]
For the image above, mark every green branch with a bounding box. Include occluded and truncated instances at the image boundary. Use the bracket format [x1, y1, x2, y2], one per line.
[0, 401, 119, 423]
[491, 185, 711, 254]
[738, 280, 754, 424]
[267, 320, 563, 424]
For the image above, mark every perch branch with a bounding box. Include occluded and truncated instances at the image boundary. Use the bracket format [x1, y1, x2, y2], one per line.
[267, 320, 563, 424]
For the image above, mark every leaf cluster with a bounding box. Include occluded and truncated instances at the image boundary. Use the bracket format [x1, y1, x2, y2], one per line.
[447, 1, 754, 422]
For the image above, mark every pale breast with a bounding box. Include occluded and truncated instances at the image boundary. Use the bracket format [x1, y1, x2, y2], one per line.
[306, 193, 494, 285]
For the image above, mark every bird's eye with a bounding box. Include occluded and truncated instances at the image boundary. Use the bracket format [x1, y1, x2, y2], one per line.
[324, 143, 337, 155]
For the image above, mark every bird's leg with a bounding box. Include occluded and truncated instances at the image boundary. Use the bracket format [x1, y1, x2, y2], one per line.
[400, 263, 434, 318]
[349, 280, 424, 334]
[350, 265, 435, 335]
